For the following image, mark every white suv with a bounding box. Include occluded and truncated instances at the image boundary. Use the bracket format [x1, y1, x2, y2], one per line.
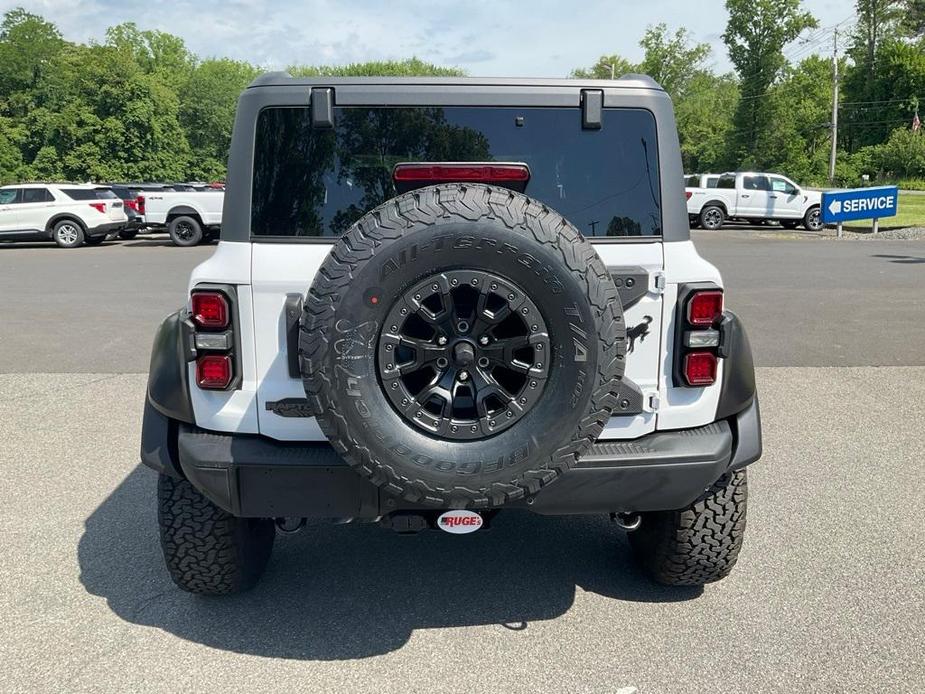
[0, 183, 128, 248]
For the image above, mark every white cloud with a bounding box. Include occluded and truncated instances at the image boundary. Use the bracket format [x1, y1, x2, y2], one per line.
[0, 0, 853, 77]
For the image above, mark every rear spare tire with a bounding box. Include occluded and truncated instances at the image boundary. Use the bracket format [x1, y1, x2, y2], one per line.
[300, 183, 627, 508]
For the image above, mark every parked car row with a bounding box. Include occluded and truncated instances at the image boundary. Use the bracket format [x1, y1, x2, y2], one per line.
[685, 171, 824, 231]
[0, 181, 224, 248]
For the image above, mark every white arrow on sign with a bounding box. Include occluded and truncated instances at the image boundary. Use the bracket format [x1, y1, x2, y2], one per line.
[828, 199, 842, 215]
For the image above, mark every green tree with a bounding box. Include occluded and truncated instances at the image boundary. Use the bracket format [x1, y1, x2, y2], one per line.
[638, 23, 711, 97]
[289, 57, 464, 78]
[842, 39, 925, 148]
[872, 125, 925, 176]
[675, 72, 739, 172]
[105, 22, 195, 92]
[723, 0, 817, 165]
[181, 59, 259, 179]
[0, 8, 64, 114]
[569, 54, 637, 79]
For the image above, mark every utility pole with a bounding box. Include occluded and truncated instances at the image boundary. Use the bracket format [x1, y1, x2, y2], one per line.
[828, 28, 839, 185]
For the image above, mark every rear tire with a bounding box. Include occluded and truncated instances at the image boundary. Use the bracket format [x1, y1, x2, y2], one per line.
[629, 470, 747, 586]
[52, 220, 85, 248]
[699, 205, 725, 230]
[157, 474, 275, 595]
[168, 215, 203, 247]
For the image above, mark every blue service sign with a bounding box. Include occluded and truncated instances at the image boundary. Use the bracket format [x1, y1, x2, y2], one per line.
[821, 186, 899, 224]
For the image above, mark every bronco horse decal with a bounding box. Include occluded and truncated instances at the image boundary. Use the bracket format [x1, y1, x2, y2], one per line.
[627, 315, 652, 353]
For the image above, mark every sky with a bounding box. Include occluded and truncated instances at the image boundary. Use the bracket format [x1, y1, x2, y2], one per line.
[2, 0, 854, 76]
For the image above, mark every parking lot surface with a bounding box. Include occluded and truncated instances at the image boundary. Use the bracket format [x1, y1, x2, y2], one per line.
[1, 233, 923, 692]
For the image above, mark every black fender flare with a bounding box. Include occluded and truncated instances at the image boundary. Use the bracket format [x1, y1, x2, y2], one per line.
[141, 309, 195, 478]
[716, 310, 756, 420]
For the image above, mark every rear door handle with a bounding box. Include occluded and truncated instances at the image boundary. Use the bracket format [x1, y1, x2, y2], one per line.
[769, 194, 778, 199]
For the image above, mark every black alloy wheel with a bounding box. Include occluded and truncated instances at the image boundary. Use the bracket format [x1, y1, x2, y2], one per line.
[377, 269, 549, 440]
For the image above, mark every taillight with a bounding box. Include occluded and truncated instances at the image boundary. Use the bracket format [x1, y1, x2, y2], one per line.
[191, 291, 229, 329]
[676, 286, 724, 387]
[189, 287, 237, 391]
[89, 202, 106, 213]
[136, 195, 145, 215]
[196, 354, 232, 389]
[687, 290, 723, 327]
[685, 191, 693, 200]
[125, 199, 138, 212]
[683, 351, 718, 386]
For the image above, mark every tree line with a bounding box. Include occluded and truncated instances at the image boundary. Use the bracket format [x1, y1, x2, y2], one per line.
[1, 0, 924, 187]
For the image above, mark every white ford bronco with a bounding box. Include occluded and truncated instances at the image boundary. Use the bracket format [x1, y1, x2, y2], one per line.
[141, 74, 761, 594]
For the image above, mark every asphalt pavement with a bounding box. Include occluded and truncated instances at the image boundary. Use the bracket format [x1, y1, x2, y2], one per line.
[1, 231, 923, 692]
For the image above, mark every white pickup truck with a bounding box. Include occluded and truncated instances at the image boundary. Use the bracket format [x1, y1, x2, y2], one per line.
[686, 171, 823, 231]
[140, 190, 224, 246]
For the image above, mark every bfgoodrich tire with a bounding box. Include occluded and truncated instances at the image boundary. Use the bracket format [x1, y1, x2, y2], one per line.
[629, 470, 747, 586]
[157, 474, 275, 595]
[300, 183, 626, 508]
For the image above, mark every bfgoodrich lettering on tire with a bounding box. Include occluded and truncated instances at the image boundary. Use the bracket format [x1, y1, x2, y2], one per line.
[300, 183, 626, 508]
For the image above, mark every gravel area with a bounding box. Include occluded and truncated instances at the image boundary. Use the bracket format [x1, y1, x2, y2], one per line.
[818, 226, 925, 240]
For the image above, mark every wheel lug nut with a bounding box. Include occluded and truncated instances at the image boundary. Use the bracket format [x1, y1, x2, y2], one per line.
[391, 383, 398, 389]
[451, 425, 458, 432]
[479, 335, 489, 345]
[531, 324, 538, 331]
[458, 371, 469, 381]
[432, 284, 439, 290]
[470, 425, 477, 432]
[437, 335, 447, 345]
[471, 278, 479, 285]
[536, 344, 543, 351]
[507, 411, 513, 418]
[508, 293, 515, 300]
[490, 283, 498, 290]
[521, 307, 529, 314]
[386, 344, 393, 351]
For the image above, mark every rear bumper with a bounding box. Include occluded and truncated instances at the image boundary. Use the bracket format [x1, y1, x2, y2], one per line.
[88, 221, 125, 238]
[142, 397, 761, 518]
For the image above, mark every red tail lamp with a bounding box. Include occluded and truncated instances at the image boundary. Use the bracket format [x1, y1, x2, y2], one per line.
[136, 196, 145, 215]
[191, 292, 229, 329]
[687, 290, 723, 327]
[89, 202, 106, 214]
[196, 354, 232, 389]
[683, 351, 718, 386]
[393, 163, 530, 184]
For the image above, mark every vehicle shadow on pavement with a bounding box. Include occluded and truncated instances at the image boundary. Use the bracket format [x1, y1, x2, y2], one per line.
[871, 253, 925, 264]
[79, 466, 701, 660]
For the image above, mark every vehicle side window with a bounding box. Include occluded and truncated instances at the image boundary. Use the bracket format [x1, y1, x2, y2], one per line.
[770, 177, 798, 195]
[744, 176, 771, 191]
[705, 177, 719, 188]
[0, 189, 20, 204]
[684, 176, 698, 187]
[21, 188, 52, 203]
[717, 176, 736, 189]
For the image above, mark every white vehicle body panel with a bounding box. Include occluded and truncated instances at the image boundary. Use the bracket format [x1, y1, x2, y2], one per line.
[144, 191, 225, 226]
[186, 238, 725, 443]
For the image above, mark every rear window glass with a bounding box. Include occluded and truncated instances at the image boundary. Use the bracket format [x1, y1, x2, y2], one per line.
[717, 176, 736, 189]
[252, 106, 662, 238]
[61, 188, 118, 200]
